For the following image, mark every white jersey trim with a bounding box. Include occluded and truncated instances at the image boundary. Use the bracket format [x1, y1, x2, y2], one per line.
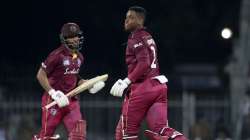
[152, 75, 168, 83]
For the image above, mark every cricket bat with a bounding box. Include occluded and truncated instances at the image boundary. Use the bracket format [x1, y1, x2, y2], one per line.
[44, 74, 108, 110]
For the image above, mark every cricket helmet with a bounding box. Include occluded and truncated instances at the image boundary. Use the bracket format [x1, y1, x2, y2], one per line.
[60, 22, 84, 51]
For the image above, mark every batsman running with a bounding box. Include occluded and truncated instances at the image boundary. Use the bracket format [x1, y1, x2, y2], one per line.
[110, 6, 188, 140]
[32, 22, 105, 140]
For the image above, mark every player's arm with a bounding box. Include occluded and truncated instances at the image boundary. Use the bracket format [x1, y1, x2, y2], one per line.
[36, 67, 69, 107]
[38, 52, 59, 93]
[36, 67, 53, 92]
[127, 42, 151, 83]
[36, 67, 71, 107]
[38, 53, 69, 107]
[110, 39, 150, 97]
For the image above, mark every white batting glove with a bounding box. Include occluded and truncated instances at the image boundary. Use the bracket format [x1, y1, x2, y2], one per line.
[88, 81, 105, 94]
[110, 78, 131, 97]
[48, 89, 69, 108]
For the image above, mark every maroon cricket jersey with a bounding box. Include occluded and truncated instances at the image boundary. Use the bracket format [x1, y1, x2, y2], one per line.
[126, 28, 160, 83]
[41, 45, 84, 93]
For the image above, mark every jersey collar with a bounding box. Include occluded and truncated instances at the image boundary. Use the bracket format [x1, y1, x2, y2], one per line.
[130, 27, 146, 38]
[62, 45, 79, 58]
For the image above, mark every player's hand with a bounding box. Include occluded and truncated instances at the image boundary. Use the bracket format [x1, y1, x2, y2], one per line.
[48, 89, 69, 108]
[110, 78, 131, 97]
[88, 81, 105, 94]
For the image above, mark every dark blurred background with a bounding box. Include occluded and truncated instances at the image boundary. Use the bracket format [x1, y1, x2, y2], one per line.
[1, 0, 250, 140]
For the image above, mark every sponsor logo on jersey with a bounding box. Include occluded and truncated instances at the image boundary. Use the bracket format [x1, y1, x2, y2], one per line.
[134, 42, 143, 48]
[147, 38, 155, 45]
[64, 68, 79, 75]
[63, 59, 70, 66]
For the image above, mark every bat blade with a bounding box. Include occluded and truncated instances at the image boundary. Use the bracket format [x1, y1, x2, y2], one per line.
[43, 74, 108, 110]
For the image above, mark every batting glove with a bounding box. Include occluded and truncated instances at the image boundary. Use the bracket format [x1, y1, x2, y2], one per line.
[110, 78, 131, 97]
[88, 81, 105, 94]
[48, 89, 69, 108]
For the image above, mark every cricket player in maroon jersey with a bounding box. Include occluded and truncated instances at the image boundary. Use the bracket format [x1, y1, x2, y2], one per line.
[110, 6, 188, 140]
[32, 22, 105, 140]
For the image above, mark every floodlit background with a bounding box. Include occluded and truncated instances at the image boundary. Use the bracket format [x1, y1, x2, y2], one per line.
[1, 0, 250, 139]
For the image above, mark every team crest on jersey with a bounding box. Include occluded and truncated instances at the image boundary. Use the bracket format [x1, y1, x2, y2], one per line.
[63, 59, 70, 66]
[50, 108, 57, 116]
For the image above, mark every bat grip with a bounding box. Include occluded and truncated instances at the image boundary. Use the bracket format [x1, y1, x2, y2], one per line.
[43, 92, 75, 110]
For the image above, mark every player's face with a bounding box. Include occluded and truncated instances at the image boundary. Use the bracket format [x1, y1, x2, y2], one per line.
[124, 10, 141, 32]
[65, 36, 80, 51]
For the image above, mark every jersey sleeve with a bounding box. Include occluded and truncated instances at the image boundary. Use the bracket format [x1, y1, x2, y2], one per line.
[41, 51, 60, 75]
[128, 38, 151, 83]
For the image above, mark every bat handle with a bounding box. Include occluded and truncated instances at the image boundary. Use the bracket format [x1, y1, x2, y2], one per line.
[43, 94, 73, 110]
[43, 101, 57, 110]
